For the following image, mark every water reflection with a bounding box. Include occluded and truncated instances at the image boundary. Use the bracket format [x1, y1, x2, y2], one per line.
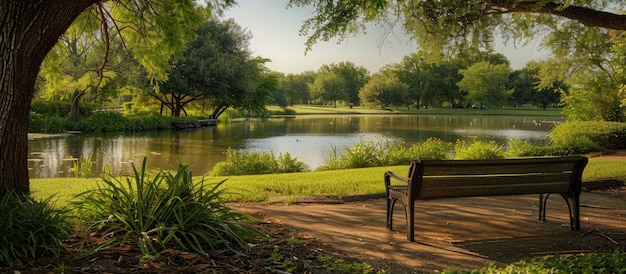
[28, 114, 563, 178]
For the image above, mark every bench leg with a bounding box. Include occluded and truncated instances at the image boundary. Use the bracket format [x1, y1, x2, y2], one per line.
[407, 200, 415, 241]
[387, 197, 396, 230]
[567, 193, 581, 231]
[539, 193, 581, 231]
[539, 194, 547, 222]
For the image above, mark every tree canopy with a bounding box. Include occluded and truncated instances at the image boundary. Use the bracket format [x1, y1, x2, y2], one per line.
[0, 0, 234, 195]
[154, 18, 270, 118]
[457, 61, 512, 107]
[288, 0, 626, 55]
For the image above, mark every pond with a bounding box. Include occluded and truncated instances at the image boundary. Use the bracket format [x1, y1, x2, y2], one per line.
[27, 114, 564, 178]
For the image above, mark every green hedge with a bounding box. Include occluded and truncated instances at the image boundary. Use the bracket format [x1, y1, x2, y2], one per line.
[551, 121, 626, 150]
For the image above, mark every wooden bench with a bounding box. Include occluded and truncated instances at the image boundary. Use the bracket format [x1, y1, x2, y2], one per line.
[384, 156, 588, 241]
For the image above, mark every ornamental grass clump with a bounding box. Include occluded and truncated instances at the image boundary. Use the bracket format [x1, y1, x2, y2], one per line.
[72, 158, 267, 256]
[405, 137, 453, 160]
[454, 140, 505, 160]
[0, 191, 71, 267]
[318, 137, 405, 170]
[210, 148, 309, 176]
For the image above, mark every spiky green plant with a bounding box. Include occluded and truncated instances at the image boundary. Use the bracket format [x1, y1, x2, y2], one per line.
[72, 158, 267, 256]
[0, 191, 70, 267]
[454, 140, 505, 160]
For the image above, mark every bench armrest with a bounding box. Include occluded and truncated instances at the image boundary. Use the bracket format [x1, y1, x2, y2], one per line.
[384, 171, 409, 188]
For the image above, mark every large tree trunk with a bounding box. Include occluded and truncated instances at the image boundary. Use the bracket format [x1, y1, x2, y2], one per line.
[0, 0, 98, 196]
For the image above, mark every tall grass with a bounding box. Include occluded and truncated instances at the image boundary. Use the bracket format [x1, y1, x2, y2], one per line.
[454, 140, 506, 160]
[209, 148, 309, 176]
[318, 137, 453, 170]
[72, 154, 94, 178]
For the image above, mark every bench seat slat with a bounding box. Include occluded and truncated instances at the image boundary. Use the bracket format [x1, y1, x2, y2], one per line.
[419, 182, 572, 198]
[421, 173, 573, 188]
[421, 161, 579, 176]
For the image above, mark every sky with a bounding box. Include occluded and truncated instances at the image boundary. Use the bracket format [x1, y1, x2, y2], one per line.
[222, 0, 549, 74]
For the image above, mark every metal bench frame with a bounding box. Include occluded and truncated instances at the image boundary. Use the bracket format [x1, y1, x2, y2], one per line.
[385, 156, 588, 241]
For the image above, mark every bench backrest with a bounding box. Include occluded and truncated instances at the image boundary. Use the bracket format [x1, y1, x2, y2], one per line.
[408, 156, 588, 199]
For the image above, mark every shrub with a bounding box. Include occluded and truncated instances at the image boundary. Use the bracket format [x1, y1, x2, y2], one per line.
[318, 137, 453, 171]
[278, 153, 311, 173]
[81, 111, 127, 133]
[0, 191, 70, 267]
[126, 112, 174, 131]
[454, 140, 505, 160]
[551, 121, 626, 151]
[210, 149, 309, 176]
[28, 112, 70, 133]
[406, 138, 453, 160]
[318, 137, 383, 170]
[507, 138, 555, 157]
[72, 158, 267, 256]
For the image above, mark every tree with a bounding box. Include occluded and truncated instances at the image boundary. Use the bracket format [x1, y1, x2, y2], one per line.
[538, 22, 626, 121]
[359, 73, 409, 109]
[394, 52, 464, 108]
[0, 0, 233, 196]
[152, 18, 266, 118]
[280, 71, 315, 105]
[319, 62, 370, 106]
[457, 61, 512, 108]
[309, 71, 347, 107]
[289, 0, 626, 55]
[508, 62, 563, 109]
[394, 53, 433, 108]
[38, 10, 111, 120]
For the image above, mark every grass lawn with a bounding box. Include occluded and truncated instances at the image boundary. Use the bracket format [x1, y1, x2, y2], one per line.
[31, 157, 626, 207]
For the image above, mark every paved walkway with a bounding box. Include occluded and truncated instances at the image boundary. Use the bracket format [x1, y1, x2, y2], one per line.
[234, 192, 626, 273]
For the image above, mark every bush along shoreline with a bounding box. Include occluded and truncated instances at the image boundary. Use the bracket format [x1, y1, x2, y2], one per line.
[209, 120, 626, 176]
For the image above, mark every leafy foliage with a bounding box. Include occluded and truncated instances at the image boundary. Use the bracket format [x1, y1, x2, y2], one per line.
[454, 140, 505, 160]
[210, 149, 310, 176]
[72, 158, 266, 255]
[359, 73, 409, 109]
[318, 61, 370, 106]
[318, 137, 452, 170]
[457, 61, 512, 107]
[550, 121, 626, 150]
[309, 71, 347, 107]
[406, 137, 453, 160]
[0, 192, 70, 267]
[443, 251, 626, 273]
[156, 18, 269, 118]
[28, 112, 71, 134]
[82, 111, 127, 133]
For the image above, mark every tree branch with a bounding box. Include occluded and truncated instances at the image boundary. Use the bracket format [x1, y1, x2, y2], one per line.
[486, 1, 626, 30]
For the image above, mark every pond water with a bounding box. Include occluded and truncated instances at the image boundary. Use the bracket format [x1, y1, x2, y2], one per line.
[27, 114, 564, 178]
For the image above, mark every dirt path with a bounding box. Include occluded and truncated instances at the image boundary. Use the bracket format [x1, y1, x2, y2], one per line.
[234, 192, 626, 273]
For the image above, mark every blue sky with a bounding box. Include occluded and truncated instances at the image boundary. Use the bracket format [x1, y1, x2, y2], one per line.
[223, 0, 549, 74]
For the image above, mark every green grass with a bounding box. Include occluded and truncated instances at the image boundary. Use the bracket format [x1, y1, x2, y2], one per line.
[31, 157, 625, 206]
[267, 105, 564, 116]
